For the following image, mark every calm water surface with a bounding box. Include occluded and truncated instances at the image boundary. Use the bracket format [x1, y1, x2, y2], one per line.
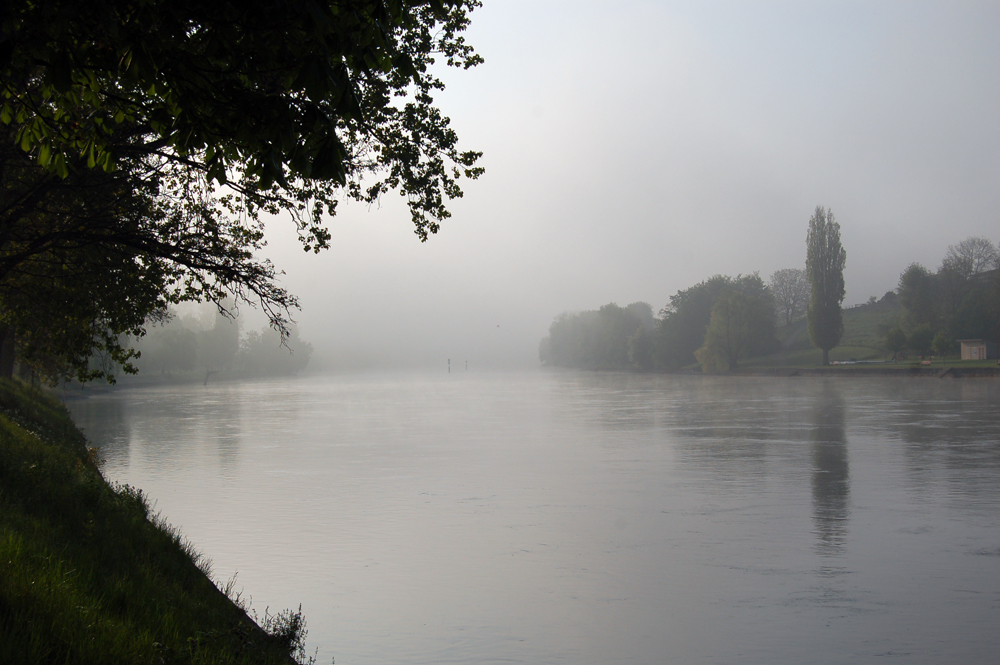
[66, 371, 1000, 664]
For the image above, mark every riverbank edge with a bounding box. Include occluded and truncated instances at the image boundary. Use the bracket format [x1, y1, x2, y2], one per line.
[561, 364, 1000, 378]
[726, 366, 1000, 378]
[0, 379, 306, 664]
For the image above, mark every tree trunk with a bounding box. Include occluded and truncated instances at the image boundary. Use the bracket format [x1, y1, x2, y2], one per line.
[822, 348, 830, 366]
[0, 325, 14, 380]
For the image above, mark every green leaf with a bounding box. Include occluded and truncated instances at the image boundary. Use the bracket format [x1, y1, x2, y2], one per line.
[53, 152, 68, 178]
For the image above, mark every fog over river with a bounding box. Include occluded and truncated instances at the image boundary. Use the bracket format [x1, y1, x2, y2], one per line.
[67, 371, 1000, 665]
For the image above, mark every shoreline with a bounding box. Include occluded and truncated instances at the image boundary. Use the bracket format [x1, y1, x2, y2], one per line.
[729, 366, 1000, 378]
[558, 365, 1000, 378]
[0, 379, 310, 663]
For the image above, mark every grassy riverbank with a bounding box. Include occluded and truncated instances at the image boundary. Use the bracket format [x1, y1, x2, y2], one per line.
[736, 303, 999, 373]
[0, 379, 308, 664]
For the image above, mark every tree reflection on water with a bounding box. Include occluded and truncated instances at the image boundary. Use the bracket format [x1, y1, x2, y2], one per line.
[810, 385, 849, 557]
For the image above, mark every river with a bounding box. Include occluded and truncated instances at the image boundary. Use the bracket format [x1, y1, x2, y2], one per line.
[66, 370, 1000, 664]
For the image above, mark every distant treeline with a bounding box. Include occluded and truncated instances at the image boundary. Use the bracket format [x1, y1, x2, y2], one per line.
[888, 237, 1000, 357]
[539, 274, 779, 372]
[540, 236, 1000, 371]
[128, 307, 313, 379]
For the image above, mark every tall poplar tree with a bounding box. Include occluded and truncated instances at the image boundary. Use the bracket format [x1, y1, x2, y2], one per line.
[805, 207, 847, 365]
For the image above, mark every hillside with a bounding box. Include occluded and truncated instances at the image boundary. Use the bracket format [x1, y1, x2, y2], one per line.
[0, 380, 309, 664]
[747, 299, 904, 367]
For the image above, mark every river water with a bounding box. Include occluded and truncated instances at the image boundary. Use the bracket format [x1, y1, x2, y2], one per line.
[66, 370, 1000, 665]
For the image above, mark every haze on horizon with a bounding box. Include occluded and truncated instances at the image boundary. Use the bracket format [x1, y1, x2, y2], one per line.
[250, 1, 999, 371]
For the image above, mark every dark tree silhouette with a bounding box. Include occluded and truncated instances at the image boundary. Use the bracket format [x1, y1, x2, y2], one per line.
[805, 207, 847, 366]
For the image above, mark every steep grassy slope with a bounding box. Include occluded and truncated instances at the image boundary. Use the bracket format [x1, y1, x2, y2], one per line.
[745, 301, 903, 367]
[0, 380, 308, 664]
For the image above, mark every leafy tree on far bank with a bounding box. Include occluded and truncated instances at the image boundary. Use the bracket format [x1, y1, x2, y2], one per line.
[769, 268, 810, 326]
[883, 326, 907, 362]
[654, 274, 776, 371]
[197, 311, 241, 375]
[540, 303, 652, 370]
[907, 325, 935, 357]
[895, 237, 1000, 344]
[131, 305, 312, 378]
[932, 332, 953, 361]
[138, 326, 198, 375]
[941, 237, 1000, 280]
[238, 326, 313, 377]
[590, 304, 640, 369]
[897, 263, 938, 329]
[695, 284, 776, 372]
[805, 207, 847, 365]
[624, 301, 657, 331]
[653, 275, 732, 370]
[627, 326, 656, 371]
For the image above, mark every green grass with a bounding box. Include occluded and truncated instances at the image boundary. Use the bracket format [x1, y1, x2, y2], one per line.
[856, 358, 999, 370]
[740, 345, 885, 368]
[839, 306, 902, 349]
[774, 307, 902, 356]
[0, 379, 310, 664]
[741, 302, 999, 371]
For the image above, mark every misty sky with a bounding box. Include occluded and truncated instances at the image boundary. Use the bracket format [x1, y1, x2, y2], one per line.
[255, 1, 1000, 370]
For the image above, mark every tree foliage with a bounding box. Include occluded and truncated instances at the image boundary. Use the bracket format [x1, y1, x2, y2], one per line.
[805, 206, 846, 365]
[895, 237, 1000, 345]
[539, 302, 654, 370]
[0, 0, 483, 382]
[0, 125, 179, 381]
[897, 263, 937, 328]
[907, 324, 935, 357]
[941, 237, 999, 281]
[131, 306, 313, 378]
[237, 326, 313, 377]
[883, 326, 906, 362]
[655, 274, 777, 371]
[769, 268, 810, 326]
[653, 275, 732, 370]
[695, 284, 776, 373]
[1, 0, 483, 235]
[931, 331, 952, 360]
